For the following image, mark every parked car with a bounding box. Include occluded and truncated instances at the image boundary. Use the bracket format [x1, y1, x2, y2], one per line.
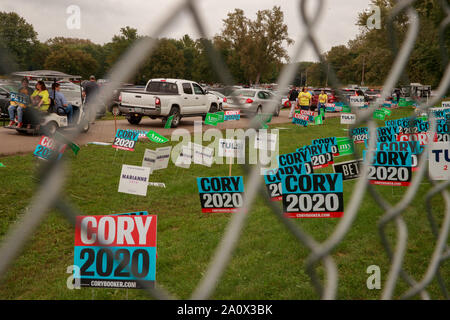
[0, 82, 17, 120]
[365, 88, 382, 101]
[339, 88, 369, 105]
[108, 84, 145, 116]
[119, 78, 220, 127]
[223, 89, 281, 116]
[208, 90, 227, 111]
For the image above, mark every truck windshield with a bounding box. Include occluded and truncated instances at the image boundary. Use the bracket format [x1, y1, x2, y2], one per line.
[147, 81, 178, 94]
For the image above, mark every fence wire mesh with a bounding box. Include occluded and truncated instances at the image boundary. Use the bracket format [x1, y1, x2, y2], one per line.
[0, 0, 449, 300]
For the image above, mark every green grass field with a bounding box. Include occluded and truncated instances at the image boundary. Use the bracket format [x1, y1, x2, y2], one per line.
[0, 107, 448, 300]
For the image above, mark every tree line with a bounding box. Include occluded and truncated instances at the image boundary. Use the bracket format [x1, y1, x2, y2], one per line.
[301, 0, 450, 89]
[1, 2, 449, 90]
[0, 7, 292, 85]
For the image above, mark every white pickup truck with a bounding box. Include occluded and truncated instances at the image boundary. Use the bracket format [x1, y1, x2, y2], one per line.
[119, 78, 221, 127]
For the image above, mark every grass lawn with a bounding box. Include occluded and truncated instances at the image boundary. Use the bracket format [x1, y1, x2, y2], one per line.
[0, 106, 448, 300]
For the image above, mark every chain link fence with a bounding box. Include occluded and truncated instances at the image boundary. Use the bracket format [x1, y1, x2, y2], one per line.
[0, 0, 449, 300]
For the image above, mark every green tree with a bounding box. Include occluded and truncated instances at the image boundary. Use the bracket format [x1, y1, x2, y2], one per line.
[0, 11, 38, 71]
[44, 47, 99, 79]
[219, 7, 293, 84]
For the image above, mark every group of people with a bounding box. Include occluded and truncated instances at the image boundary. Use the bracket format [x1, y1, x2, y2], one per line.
[7, 75, 99, 129]
[288, 87, 329, 121]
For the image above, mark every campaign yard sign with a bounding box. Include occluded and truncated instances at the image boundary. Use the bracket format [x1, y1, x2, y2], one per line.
[396, 132, 431, 146]
[118, 165, 151, 196]
[333, 160, 363, 181]
[74, 214, 157, 289]
[429, 142, 450, 180]
[190, 143, 214, 167]
[340, 113, 356, 125]
[218, 139, 245, 159]
[277, 150, 313, 176]
[204, 113, 221, 126]
[311, 137, 339, 157]
[442, 101, 450, 108]
[363, 150, 412, 186]
[292, 113, 309, 127]
[224, 110, 241, 121]
[197, 176, 244, 213]
[281, 174, 344, 218]
[351, 127, 369, 144]
[113, 129, 139, 152]
[298, 144, 334, 170]
[299, 110, 315, 122]
[154, 147, 172, 171]
[325, 103, 336, 112]
[33, 136, 67, 161]
[147, 131, 169, 144]
[174, 145, 192, 169]
[350, 96, 365, 108]
[377, 141, 422, 172]
[9, 92, 30, 105]
[254, 131, 278, 152]
[142, 149, 157, 172]
[336, 137, 355, 157]
[263, 168, 284, 201]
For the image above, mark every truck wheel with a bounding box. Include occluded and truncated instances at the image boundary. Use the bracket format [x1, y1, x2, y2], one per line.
[274, 105, 281, 117]
[169, 106, 181, 128]
[127, 114, 142, 125]
[209, 104, 218, 114]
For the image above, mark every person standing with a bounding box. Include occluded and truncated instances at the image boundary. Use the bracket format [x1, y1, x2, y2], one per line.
[298, 87, 312, 111]
[8, 78, 34, 127]
[82, 75, 99, 123]
[51, 83, 74, 124]
[318, 90, 328, 121]
[288, 86, 299, 118]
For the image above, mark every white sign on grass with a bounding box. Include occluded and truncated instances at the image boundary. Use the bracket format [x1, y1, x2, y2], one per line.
[154, 146, 172, 171]
[350, 96, 365, 108]
[340, 113, 356, 125]
[175, 145, 192, 169]
[254, 132, 278, 151]
[442, 101, 450, 108]
[429, 142, 450, 180]
[218, 139, 245, 159]
[142, 149, 157, 172]
[118, 165, 151, 196]
[190, 142, 214, 167]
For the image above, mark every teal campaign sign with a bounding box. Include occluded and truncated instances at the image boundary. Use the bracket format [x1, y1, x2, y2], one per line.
[197, 176, 244, 213]
[281, 173, 344, 218]
[363, 150, 412, 186]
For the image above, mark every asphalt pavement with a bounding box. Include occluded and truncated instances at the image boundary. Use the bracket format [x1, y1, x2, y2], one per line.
[0, 109, 339, 156]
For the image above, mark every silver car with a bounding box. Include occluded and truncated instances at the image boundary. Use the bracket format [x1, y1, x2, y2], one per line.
[224, 89, 281, 116]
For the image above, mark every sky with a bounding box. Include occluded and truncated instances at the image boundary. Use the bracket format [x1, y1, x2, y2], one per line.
[1, 0, 372, 62]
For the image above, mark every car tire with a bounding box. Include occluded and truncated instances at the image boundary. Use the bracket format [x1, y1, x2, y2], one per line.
[127, 114, 142, 125]
[168, 106, 181, 128]
[42, 121, 58, 136]
[274, 105, 280, 117]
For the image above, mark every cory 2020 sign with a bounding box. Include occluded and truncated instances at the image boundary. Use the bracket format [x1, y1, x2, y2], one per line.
[197, 176, 244, 213]
[74, 214, 157, 289]
[281, 174, 344, 218]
